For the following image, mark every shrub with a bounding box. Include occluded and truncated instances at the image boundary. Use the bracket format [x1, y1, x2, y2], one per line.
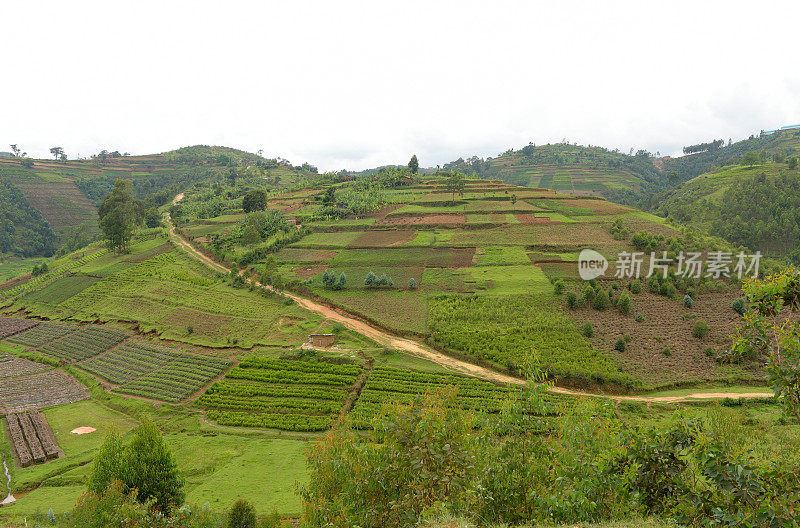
[692, 320, 709, 339]
[408, 277, 417, 289]
[732, 297, 746, 315]
[686, 286, 695, 299]
[565, 291, 578, 310]
[581, 322, 594, 338]
[683, 294, 693, 308]
[228, 499, 257, 528]
[628, 279, 642, 294]
[614, 338, 626, 352]
[705, 347, 715, 357]
[618, 291, 631, 315]
[634, 312, 644, 323]
[592, 288, 610, 311]
[660, 282, 676, 299]
[583, 285, 596, 303]
[661, 348, 671, 356]
[647, 276, 660, 293]
[553, 280, 565, 295]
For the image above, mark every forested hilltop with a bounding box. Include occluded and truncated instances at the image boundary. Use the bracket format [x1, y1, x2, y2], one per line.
[654, 132, 800, 260]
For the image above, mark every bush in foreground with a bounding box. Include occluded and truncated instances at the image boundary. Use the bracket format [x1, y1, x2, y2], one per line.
[300, 387, 800, 528]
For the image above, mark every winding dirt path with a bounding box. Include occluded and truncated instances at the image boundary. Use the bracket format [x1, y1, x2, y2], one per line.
[165, 203, 772, 404]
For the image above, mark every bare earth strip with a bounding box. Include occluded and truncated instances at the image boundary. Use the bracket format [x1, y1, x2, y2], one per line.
[165, 201, 771, 404]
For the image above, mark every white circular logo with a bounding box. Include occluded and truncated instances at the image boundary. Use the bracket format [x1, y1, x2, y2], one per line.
[578, 249, 608, 281]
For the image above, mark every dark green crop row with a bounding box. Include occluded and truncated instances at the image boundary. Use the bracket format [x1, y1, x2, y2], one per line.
[206, 410, 333, 432]
[196, 394, 339, 414]
[226, 366, 357, 387]
[238, 357, 361, 376]
[206, 380, 348, 401]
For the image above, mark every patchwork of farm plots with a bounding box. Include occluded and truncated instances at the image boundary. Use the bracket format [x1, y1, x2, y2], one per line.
[178, 178, 680, 385]
[3, 319, 233, 404]
[196, 358, 563, 432]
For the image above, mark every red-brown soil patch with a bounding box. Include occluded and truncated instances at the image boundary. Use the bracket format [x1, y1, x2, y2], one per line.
[349, 230, 416, 247]
[293, 264, 328, 279]
[378, 214, 466, 226]
[514, 212, 562, 225]
[570, 288, 761, 388]
[447, 247, 477, 268]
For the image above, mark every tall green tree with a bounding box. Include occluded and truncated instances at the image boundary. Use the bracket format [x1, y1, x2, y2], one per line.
[242, 189, 268, 213]
[444, 171, 465, 204]
[98, 179, 144, 253]
[741, 151, 761, 167]
[408, 154, 419, 174]
[88, 419, 185, 513]
[49, 146, 64, 160]
[733, 268, 800, 424]
[87, 429, 125, 495]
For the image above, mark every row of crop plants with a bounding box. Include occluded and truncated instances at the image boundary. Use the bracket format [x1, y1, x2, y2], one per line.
[348, 366, 562, 430]
[195, 357, 360, 432]
[38, 326, 128, 361]
[115, 355, 231, 402]
[80, 342, 180, 383]
[8, 323, 77, 348]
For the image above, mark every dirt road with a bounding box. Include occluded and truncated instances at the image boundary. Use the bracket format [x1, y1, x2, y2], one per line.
[165, 205, 772, 403]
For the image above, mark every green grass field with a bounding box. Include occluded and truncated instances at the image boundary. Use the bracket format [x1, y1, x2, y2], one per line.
[1, 396, 311, 518]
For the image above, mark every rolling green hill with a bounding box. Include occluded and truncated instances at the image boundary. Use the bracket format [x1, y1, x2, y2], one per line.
[442, 143, 665, 204]
[170, 171, 761, 391]
[0, 146, 318, 261]
[654, 160, 800, 258]
[663, 128, 800, 184]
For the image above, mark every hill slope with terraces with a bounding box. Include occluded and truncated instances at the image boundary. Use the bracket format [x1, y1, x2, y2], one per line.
[0, 146, 318, 258]
[174, 173, 758, 392]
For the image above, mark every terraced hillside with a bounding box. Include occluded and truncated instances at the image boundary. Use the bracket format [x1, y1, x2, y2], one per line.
[176, 173, 760, 391]
[442, 143, 664, 202]
[0, 146, 319, 261]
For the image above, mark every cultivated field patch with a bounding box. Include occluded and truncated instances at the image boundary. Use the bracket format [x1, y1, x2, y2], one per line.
[348, 230, 417, 248]
[0, 352, 49, 378]
[378, 214, 466, 226]
[9, 323, 76, 348]
[38, 326, 128, 361]
[197, 357, 360, 431]
[116, 354, 231, 403]
[0, 317, 39, 339]
[0, 369, 90, 414]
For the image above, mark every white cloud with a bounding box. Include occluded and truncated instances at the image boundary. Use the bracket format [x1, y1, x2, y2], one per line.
[1, 0, 798, 170]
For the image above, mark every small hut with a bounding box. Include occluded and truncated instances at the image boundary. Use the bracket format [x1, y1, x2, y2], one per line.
[308, 334, 335, 347]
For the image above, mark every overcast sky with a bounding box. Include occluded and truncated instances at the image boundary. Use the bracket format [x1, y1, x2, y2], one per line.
[3, 1, 799, 171]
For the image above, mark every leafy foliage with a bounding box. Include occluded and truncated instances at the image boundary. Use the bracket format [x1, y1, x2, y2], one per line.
[428, 295, 630, 386]
[0, 179, 58, 257]
[89, 419, 185, 514]
[98, 179, 145, 253]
